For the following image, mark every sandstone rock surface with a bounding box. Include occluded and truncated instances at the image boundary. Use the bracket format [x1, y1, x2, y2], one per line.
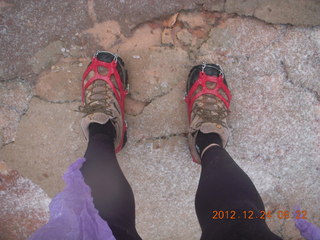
[1, 9, 319, 240]
[0, 161, 50, 240]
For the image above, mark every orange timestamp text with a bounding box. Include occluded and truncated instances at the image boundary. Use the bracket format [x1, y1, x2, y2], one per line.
[212, 210, 308, 220]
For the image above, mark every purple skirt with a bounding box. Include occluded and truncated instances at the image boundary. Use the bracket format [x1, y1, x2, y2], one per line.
[28, 158, 115, 240]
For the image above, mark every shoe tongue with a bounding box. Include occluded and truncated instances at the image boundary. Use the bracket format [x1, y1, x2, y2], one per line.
[90, 112, 112, 124]
[199, 122, 218, 134]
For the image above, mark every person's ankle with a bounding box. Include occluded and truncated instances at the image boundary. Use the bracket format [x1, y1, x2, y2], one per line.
[195, 131, 222, 157]
[88, 121, 116, 140]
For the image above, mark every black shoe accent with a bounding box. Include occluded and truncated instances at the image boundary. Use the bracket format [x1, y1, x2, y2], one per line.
[96, 51, 129, 90]
[186, 64, 228, 94]
[122, 130, 127, 148]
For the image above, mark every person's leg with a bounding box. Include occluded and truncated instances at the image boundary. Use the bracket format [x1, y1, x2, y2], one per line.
[185, 64, 282, 239]
[195, 134, 282, 240]
[78, 51, 141, 239]
[80, 121, 141, 240]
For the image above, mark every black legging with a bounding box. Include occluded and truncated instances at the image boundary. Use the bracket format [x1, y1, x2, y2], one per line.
[80, 122, 282, 240]
[196, 147, 282, 240]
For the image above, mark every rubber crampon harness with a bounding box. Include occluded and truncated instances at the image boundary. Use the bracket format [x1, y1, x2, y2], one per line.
[185, 64, 232, 125]
[81, 53, 128, 153]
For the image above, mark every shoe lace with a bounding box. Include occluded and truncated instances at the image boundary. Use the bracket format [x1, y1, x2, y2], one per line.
[78, 80, 114, 116]
[192, 94, 229, 128]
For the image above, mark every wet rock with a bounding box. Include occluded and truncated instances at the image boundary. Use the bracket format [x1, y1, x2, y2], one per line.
[35, 57, 89, 102]
[0, 161, 50, 240]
